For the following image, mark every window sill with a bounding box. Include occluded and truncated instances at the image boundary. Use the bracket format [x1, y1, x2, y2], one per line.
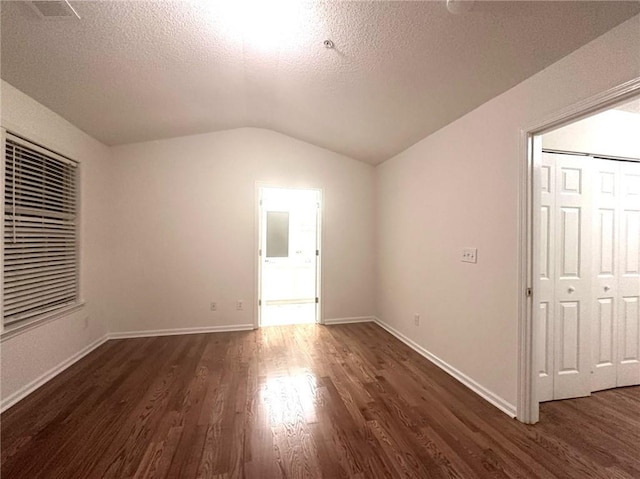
[1, 302, 86, 342]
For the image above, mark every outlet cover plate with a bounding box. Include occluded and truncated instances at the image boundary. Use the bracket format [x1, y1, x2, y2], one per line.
[461, 248, 477, 263]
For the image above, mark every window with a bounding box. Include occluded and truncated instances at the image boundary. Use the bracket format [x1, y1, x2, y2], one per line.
[2, 133, 79, 328]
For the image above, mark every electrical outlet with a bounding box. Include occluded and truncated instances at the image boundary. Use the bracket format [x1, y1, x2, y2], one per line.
[210, 302, 217, 312]
[461, 247, 478, 263]
[414, 313, 420, 326]
[236, 300, 244, 311]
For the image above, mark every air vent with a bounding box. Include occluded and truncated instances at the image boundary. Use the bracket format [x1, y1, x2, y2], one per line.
[29, 1, 80, 20]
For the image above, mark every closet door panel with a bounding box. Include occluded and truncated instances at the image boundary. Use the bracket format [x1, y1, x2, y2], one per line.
[617, 162, 640, 387]
[591, 159, 619, 391]
[551, 153, 592, 400]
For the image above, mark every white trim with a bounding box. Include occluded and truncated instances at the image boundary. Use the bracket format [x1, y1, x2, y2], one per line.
[324, 316, 375, 325]
[516, 131, 537, 424]
[316, 189, 324, 325]
[373, 316, 517, 418]
[107, 324, 255, 339]
[523, 78, 640, 137]
[254, 184, 262, 329]
[1, 302, 86, 343]
[517, 78, 640, 425]
[0, 333, 108, 413]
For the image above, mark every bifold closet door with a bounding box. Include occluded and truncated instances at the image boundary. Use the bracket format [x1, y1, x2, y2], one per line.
[617, 161, 640, 387]
[539, 155, 640, 402]
[552, 154, 593, 400]
[538, 152, 593, 401]
[591, 159, 640, 391]
[591, 159, 621, 391]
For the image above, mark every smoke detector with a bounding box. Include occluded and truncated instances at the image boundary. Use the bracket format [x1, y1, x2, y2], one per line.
[29, 1, 80, 20]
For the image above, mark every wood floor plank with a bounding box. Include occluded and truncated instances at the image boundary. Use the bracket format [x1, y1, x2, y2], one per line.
[2, 322, 639, 478]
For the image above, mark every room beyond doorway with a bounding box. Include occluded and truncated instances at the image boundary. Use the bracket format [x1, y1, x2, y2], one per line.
[257, 187, 321, 327]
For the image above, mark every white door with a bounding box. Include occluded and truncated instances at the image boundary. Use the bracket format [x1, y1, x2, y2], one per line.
[539, 154, 640, 401]
[540, 152, 593, 401]
[617, 161, 640, 387]
[537, 154, 555, 402]
[552, 153, 593, 399]
[591, 159, 620, 391]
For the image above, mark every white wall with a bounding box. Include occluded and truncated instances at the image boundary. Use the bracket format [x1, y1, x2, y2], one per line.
[110, 128, 375, 333]
[543, 108, 640, 159]
[375, 14, 640, 412]
[0, 80, 113, 407]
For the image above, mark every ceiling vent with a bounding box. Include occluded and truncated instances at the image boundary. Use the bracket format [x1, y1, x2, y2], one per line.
[29, 1, 80, 20]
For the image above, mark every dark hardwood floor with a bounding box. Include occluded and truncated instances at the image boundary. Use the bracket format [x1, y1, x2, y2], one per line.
[1, 323, 639, 478]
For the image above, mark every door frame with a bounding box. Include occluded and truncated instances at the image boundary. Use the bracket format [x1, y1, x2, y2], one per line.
[517, 77, 640, 424]
[253, 183, 323, 329]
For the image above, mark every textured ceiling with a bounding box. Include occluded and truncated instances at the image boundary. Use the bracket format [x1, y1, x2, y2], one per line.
[1, 1, 639, 165]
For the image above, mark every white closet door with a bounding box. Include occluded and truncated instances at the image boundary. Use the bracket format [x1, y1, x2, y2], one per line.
[617, 161, 640, 387]
[551, 153, 593, 400]
[591, 159, 619, 391]
[538, 154, 555, 402]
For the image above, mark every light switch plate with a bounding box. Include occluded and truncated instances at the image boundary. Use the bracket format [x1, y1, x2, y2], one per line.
[461, 248, 477, 263]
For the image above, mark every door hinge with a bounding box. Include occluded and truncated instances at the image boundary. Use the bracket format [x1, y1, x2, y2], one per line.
[259, 249, 262, 256]
[526, 287, 532, 298]
[258, 299, 262, 306]
[260, 199, 263, 206]
[315, 297, 319, 304]
[316, 249, 319, 256]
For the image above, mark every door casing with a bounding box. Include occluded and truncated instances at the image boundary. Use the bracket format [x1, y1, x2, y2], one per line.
[254, 184, 323, 329]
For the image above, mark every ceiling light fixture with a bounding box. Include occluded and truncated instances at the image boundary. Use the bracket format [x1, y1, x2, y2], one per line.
[29, 0, 80, 20]
[446, 0, 475, 15]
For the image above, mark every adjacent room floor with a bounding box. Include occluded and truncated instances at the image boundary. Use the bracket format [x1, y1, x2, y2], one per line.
[1, 323, 639, 478]
[261, 303, 317, 327]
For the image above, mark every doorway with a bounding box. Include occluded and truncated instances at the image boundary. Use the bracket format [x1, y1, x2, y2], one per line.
[519, 88, 640, 423]
[257, 187, 321, 327]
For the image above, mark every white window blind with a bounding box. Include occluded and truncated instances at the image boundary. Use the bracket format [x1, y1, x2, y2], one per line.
[3, 133, 79, 326]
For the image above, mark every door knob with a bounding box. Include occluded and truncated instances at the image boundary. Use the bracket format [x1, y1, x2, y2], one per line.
[604, 285, 611, 292]
[568, 286, 575, 293]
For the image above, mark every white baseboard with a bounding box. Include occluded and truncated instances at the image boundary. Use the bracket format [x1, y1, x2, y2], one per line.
[1, 324, 255, 412]
[324, 316, 375, 325]
[373, 316, 517, 418]
[108, 324, 255, 339]
[2, 320, 515, 419]
[1, 334, 109, 413]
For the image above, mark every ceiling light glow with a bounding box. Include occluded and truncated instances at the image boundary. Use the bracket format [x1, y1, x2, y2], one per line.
[209, 0, 313, 52]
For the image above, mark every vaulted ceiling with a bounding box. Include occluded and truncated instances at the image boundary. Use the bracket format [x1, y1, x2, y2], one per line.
[2, 1, 639, 164]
